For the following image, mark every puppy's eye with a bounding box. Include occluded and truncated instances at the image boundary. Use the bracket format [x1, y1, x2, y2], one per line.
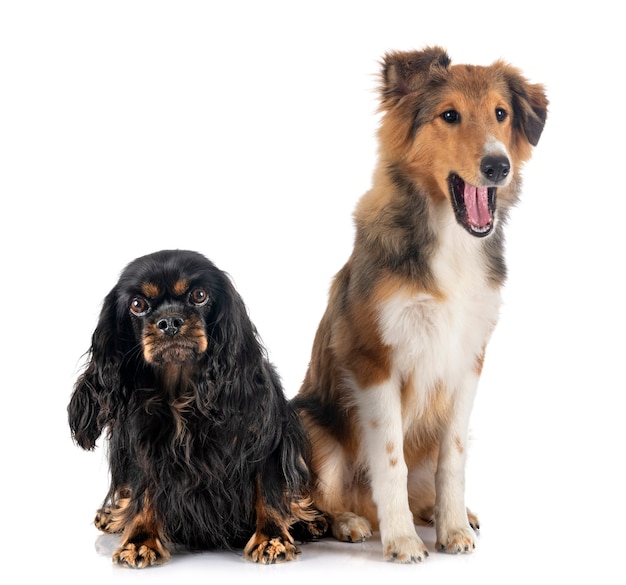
[441, 110, 460, 124]
[189, 288, 209, 307]
[130, 297, 150, 316]
[495, 107, 508, 122]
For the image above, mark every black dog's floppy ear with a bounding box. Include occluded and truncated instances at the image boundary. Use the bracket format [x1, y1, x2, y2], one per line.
[205, 275, 257, 380]
[380, 46, 451, 109]
[199, 271, 270, 408]
[68, 288, 125, 450]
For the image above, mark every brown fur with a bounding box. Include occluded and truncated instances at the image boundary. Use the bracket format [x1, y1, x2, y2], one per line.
[293, 47, 547, 562]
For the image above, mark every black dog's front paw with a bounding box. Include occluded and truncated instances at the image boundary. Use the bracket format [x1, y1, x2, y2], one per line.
[113, 538, 170, 568]
[244, 534, 300, 564]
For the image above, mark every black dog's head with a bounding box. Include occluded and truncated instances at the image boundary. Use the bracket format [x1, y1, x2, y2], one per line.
[68, 249, 261, 450]
[119, 250, 216, 367]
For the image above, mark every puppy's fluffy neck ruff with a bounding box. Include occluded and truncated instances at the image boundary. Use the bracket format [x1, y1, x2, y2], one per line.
[354, 163, 508, 291]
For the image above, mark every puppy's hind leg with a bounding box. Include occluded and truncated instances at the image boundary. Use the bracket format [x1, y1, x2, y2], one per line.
[302, 421, 374, 544]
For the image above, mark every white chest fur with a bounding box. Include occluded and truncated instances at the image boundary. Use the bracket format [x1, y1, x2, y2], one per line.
[378, 228, 502, 404]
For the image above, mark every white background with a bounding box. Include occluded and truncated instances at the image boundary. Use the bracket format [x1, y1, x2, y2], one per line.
[1, 1, 624, 583]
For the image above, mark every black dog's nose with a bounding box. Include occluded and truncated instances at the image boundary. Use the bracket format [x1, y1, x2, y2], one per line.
[156, 315, 185, 337]
[480, 155, 510, 183]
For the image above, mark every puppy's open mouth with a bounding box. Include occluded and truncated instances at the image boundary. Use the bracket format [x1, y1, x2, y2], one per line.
[449, 173, 495, 237]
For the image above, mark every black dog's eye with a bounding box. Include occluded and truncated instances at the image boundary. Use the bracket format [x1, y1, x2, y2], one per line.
[495, 107, 508, 122]
[130, 297, 150, 316]
[189, 288, 209, 307]
[441, 110, 461, 124]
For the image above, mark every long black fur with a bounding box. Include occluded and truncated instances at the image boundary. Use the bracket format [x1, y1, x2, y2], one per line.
[68, 249, 323, 567]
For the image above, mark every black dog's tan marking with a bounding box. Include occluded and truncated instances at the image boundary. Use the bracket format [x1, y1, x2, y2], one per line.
[140, 283, 160, 299]
[172, 278, 189, 296]
[68, 250, 323, 567]
[142, 312, 208, 364]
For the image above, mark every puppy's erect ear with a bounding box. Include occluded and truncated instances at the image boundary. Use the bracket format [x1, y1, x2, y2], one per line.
[68, 288, 125, 450]
[502, 64, 548, 146]
[380, 46, 451, 109]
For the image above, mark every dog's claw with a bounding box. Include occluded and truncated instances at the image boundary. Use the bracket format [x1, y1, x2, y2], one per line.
[436, 526, 477, 555]
[331, 512, 372, 543]
[244, 536, 298, 564]
[383, 535, 429, 563]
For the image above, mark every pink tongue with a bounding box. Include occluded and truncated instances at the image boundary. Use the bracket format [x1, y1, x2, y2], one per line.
[464, 183, 491, 228]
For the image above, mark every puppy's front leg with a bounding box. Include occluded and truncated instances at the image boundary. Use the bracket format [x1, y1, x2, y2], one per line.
[359, 378, 429, 563]
[434, 374, 479, 554]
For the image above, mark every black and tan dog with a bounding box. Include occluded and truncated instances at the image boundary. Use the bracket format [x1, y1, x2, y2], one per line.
[293, 47, 547, 563]
[69, 249, 324, 567]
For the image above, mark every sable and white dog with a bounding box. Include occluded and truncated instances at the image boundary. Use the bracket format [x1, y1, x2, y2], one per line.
[292, 47, 547, 563]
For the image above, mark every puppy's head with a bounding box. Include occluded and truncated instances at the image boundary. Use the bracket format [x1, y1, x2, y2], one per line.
[377, 46, 548, 237]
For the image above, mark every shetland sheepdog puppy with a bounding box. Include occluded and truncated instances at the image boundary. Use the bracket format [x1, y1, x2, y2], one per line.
[292, 46, 547, 563]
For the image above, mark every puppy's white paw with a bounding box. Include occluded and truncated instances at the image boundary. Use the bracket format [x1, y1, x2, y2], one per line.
[331, 512, 372, 543]
[436, 526, 476, 554]
[382, 533, 429, 563]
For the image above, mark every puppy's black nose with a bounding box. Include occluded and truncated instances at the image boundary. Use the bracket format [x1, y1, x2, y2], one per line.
[480, 155, 510, 183]
[156, 315, 184, 337]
